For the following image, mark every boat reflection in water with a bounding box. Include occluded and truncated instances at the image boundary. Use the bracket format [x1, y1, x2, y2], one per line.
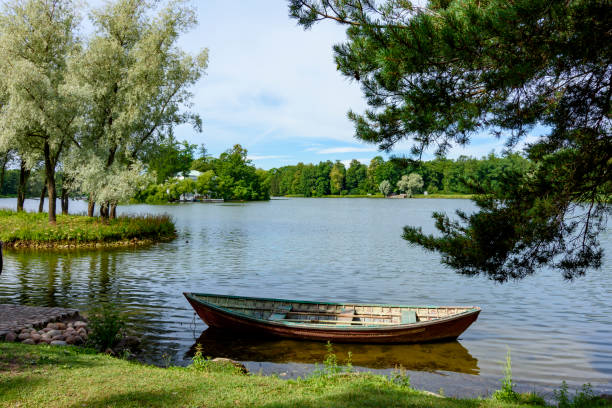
[188, 328, 479, 375]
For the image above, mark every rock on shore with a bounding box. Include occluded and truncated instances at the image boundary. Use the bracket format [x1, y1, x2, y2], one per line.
[2, 320, 89, 346]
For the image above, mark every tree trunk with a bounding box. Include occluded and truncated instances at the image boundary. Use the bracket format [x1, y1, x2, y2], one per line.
[61, 186, 69, 215]
[17, 160, 30, 212]
[38, 185, 47, 213]
[0, 153, 7, 194]
[100, 202, 109, 220]
[110, 203, 117, 220]
[87, 194, 95, 217]
[43, 141, 57, 224]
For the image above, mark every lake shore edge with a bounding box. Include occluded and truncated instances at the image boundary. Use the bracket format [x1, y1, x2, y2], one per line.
[282, 193, 474, 199]
[2, 342, 587, 408]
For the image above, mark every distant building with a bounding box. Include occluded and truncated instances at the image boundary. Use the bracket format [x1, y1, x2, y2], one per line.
[177, 170, 202, 181]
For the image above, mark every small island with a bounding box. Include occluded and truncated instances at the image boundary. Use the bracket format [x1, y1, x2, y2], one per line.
[0, 209, 175, 249]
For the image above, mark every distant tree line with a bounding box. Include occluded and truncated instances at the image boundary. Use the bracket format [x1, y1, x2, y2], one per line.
[268, 153, 531, 197]
[1, 149, 532, 202]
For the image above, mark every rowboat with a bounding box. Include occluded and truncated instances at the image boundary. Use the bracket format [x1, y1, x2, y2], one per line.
[184, 292, 480, 343]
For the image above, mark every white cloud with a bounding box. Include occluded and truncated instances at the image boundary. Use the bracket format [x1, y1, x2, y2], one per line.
[171, 0, 367, 153]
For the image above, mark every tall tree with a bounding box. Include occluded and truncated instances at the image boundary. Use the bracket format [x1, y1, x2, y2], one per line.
[0, 0, 81, 223]
[146, 137, 197, 184]
[345, 159, 367, 194]
[290, 0, 612, 281]
[329, 161, 346, 194]
[70, 0, 208, 218]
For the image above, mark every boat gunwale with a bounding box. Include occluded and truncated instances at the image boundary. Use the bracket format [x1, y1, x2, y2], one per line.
[184, 292, 481, 332]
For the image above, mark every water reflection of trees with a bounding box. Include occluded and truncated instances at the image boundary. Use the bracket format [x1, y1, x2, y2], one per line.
[10, 250, 122, 307]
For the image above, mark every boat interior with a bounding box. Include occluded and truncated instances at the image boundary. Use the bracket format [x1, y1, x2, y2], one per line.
[192, 294, 475, 326]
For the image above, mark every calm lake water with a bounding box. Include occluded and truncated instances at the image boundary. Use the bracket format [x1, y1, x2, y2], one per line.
[1, 197, 611, 398]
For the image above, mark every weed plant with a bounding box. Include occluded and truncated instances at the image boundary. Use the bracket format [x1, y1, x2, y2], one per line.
[555, 381, 609, 408]
[86, 304, 125, 351]
[311, 342, 353, 378]
[189, 344, 243, 374]
[493, 349, 519, 402]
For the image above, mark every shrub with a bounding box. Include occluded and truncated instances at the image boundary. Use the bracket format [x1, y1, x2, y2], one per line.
[87, 304, 125, 351]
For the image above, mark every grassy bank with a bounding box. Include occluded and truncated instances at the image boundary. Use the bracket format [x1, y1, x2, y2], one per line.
[0, 209, 176, 249]
[2, 343, 606, 408]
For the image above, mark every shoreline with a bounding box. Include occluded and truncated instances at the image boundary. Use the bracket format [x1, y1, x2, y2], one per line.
[280, 194, 474, 199]
[2, 342, 610, 407]
[1, 236, 175, 250]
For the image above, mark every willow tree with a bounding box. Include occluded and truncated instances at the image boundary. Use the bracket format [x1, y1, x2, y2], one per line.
[290, 0, 611, 280]
[71, 0, 208, 218]
[397, 173, 423, 198]
[0, 0, 81, 223]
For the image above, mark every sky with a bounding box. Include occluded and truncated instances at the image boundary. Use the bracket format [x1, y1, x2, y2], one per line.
[87, 0, 531, 169]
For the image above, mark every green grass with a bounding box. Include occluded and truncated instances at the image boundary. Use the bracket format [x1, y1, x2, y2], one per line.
[0, 342, 589, 408]
[0, 209, 176, 248]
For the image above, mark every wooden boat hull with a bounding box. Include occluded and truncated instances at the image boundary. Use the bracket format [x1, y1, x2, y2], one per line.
[184, 293, 480, 344]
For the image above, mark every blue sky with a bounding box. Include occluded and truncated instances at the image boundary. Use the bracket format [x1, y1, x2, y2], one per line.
[89, 0, 533, 169]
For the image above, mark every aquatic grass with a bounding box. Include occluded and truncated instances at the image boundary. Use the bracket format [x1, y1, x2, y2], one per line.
[0, 208, 176, 248]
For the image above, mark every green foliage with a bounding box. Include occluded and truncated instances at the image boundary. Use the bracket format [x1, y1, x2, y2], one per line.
[397, 173, 424, 197]
[146, 138, 197, 184]
[189, 343, 244, 375]
[0, 209, 175, 246]
[268, 153, 531, 198]
[311, 342, 353, 378]
[555, 381, 609, 408]
[379, 180, 391, 196]
[190, 343, 211, 371]
[135, 144, 269, 202]
[329, 161, 346, 195]
[195, 170, 216, 195]
[492, 350, 519, 403]
[389, 366, 411, 389]
[289, 0, 612, 281]
[86, 304, 125, 351]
